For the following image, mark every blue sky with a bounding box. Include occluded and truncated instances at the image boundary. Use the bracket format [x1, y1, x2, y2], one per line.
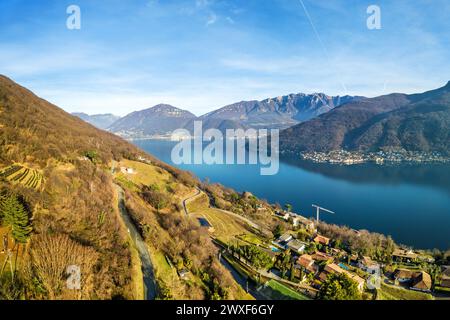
[0, 0, 449, 116]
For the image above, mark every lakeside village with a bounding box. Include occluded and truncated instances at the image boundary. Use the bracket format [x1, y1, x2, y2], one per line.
[214, 205, 450, 300]
[299, 150, 450, 165]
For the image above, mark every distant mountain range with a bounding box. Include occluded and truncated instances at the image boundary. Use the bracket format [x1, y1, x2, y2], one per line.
[199, 93, 360, 130]
[103, 93, 361, 138]
[73, 82, 450, 157]
[72, 112, 120, 129]
[108, 104, 196, 138]
[280, 82, 450, 155]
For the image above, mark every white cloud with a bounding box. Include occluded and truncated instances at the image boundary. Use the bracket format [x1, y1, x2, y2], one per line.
[196, 0, 211, 8]
[206, 13, 217, 26]
[225, 16, 235, 24]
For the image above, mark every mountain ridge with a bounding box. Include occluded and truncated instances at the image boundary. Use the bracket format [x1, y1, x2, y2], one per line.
[108, 93, 362, 138]
[72, 112, 120, 129]
[279, 82, 450, 156]
[108, 104, 196, 138]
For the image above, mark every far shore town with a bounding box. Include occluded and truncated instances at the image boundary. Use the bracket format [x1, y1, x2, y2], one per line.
[298, 150, 449, 165]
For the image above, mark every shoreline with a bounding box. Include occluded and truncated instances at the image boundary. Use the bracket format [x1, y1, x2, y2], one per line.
[296, 150, 450, 165]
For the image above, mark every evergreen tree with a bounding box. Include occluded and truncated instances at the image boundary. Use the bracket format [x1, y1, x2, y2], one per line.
[273, 224, 284, 238]
[319, 273, 362, 300]
[289, 262, 296, 282]
[0, 194, 32, 243]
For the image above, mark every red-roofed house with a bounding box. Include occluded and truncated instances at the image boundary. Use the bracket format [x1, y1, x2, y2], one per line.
[314, 235, 330, 246]
[297, 254, 319, 274]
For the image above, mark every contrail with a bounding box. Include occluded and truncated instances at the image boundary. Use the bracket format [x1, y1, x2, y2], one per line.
[297, 0, 348, 94]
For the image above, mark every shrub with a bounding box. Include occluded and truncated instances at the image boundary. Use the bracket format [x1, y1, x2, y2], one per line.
[141, 185, 170, 210]
[319, 273, 362, 300]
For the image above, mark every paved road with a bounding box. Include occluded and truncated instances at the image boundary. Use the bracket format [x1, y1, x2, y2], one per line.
[219, 256, 268, 300]
[215, 240, 317, 299]
[184, 188, 261, 231]
[215, 208, 261, 231]
[182, 188, 202, 216]
[114, 183, 157, 300]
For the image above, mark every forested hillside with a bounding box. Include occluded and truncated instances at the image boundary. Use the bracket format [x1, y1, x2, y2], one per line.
[280, 82, 450, 155]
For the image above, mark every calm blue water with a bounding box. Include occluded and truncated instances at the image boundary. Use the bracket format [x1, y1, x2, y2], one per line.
[134, 140, 450, 250]
[338, 263, 350, 270]
[198, 217, 211, 227]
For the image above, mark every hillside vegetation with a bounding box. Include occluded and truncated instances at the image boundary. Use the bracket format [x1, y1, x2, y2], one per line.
[0, 75, 247, 300]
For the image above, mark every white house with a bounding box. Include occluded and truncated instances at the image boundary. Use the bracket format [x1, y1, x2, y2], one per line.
[120, 167, 135, 174]
[286, 239, 307, 254]
[358, 256, 380, 274]
[278, 233, 293, 244]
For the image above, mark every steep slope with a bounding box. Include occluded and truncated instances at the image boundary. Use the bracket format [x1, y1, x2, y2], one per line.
[280, 94, 409, 152]
[280, 82, 450, 155]
[201, 93, 361, 130]
[108, 104, 196, 138]
[346, 87, 450, 153]
[0, 75, 147, 300]
[0, 75, 247, 300]
[0, 76, 143, 165]
[72, 112, 120, 129]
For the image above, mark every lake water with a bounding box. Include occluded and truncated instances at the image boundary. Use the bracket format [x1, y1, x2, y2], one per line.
[133, 140, 450, 250]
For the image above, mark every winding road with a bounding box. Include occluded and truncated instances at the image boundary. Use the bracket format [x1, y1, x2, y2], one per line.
[183, 188, 261, 231]
[111, 160, 157, 300]
[181, 188, 202, 216]
[115, 184, 157, 300]
[111, 160, 261, 300]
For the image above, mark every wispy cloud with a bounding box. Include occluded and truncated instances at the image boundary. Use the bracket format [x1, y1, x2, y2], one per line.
[225, 16, 235, 24]
[206, 13, 217, 26]
[0, 0, 448, 116]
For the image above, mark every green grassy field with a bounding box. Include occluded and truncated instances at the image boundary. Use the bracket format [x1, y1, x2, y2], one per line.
[188, 194, 253, 242]
[435, 286, 450, 294]
[152, 251, 176, 280]
[237, 233, 265, 247]
[262, 280, 310, 300]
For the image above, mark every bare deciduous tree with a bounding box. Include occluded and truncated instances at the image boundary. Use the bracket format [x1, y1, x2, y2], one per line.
[28, 234, 98, 299]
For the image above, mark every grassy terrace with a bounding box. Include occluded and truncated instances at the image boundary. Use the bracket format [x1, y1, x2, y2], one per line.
[377, 283, 433, 300]
[0, 164, 43, 190]
[263, 280, 310, 300]
[115, 159, 192, 198]
[116, 159, 171, 188]
[187, 194, 254, 243]
[113, 160, 254, 300]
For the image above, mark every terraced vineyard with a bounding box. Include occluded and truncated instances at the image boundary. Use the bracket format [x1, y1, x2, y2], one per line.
[0, 164, 43, 189]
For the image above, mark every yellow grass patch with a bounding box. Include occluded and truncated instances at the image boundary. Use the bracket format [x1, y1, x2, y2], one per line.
[116, 159, 171, 187]
[0, 227, 27, 273]
[187, 194, 252, 243]
[114, 159, 192, 199]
